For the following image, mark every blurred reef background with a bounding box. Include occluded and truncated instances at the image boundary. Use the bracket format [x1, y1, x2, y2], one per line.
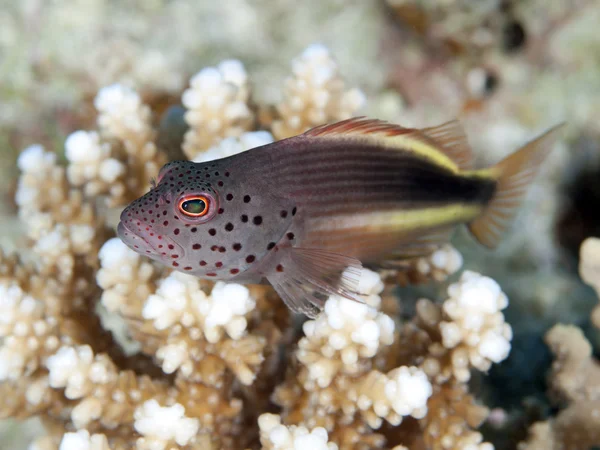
[2, 0, 600, 449]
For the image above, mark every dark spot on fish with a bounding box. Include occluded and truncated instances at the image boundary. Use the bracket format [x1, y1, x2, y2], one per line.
[225, 223, 234, 232]
[200, 261, 207, 266]
[209, 228, 216, 236]
[241, 215, 248, 223]
[174, 228, 180, 235]
[276, 264, 284, 272]
[215, 172, 219, 176]
[267, 242, 276, 250]
[219, 246, 226, 253]
[230, 268, 239, 274]
[225, 171, 230, 177]
[218, 181, 224, 187]
[211, 245, 218, 251]
[191, 227, 197, 232]
[292, 207, 297, 216]
[243, 195, 251, 203]
[287, 232, 294, 240]
[280, 210, 288, 218]
[253, 216, 263, 225]
[163, 221, 169, 226]
[218, 208, 224, 214]
[192, 244, 201, 250]
[233, 243, 242, 251]
[163, 211, 167, 216]
[246, 255, 255, 263]
[226, 193, 233, 201]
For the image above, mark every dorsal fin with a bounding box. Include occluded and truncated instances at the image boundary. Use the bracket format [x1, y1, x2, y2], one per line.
[304, 117, 473, 171]
[305, 116, 413, 138]
[421, 120, 473, 170]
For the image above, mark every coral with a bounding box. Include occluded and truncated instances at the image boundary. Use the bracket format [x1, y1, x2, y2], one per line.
[258, 413, 338, 450]
[66, 84, 167, 208]
[182, 60, 254, 159]
[579, 237, 600, 327]
[519, 325, 600, 449]
[0, 45, 511, 450]
[262, 44, 366, 140]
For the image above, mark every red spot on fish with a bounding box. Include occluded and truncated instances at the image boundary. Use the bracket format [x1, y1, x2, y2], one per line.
[218, 208, 224, 214]
[184, 266, 192, 271]
[158, 236, 162, 240]
[246, 255, 255, 263]
[206, 272, 216, 277]
[200, 261, 207, 266]
[219, 246, 226, 253]
[276, 264, 284, 272]
[174, 228, 180, 235]
[230, 268, 239, 274]
[192, 244, 201, 250]
[215, 262, 223, 268]
[168, 244, 174, 250]
[172, 255, 178, 259]
[163, 221, 169, 226]
[211, 245, 218, 251]
[173, 262, 179, 267]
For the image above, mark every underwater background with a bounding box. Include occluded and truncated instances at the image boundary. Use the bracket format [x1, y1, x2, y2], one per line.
[1, 0, 600, 449]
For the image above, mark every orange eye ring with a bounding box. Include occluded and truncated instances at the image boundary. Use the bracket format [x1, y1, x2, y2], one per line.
[178, 195, 210, 217]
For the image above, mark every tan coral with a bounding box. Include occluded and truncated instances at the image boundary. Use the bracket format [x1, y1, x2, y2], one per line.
[519, 325, 600, 449]
[579, 237, 600, 327]
[182, 60, 254, 159]
[266, 44, 366, 139]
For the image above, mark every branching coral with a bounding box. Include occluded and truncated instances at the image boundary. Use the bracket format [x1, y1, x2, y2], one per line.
[0, 45, 512, 449]
[263, 44, 366, 140]
[517, 237, 600, 449]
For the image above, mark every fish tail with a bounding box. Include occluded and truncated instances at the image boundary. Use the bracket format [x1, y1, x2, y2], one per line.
[468, 123, 566, 248]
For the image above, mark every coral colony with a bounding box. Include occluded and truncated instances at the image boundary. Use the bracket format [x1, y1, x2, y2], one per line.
[0, 43, 595, 449]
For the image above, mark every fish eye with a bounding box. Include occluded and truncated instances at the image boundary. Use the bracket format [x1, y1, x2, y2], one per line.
[178, 195, 209, 217]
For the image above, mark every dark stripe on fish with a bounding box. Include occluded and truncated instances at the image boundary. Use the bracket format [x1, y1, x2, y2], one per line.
[263, 138, 497, 215]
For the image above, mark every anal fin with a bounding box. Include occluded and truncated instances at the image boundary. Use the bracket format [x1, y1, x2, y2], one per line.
[377, 227, 454, 268]
[267, 247, 364, 318]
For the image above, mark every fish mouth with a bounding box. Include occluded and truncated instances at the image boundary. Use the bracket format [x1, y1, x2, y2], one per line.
[117, 220, 185, 261]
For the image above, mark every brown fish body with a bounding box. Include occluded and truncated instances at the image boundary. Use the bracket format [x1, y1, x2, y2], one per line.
[118, 117, 564, 317]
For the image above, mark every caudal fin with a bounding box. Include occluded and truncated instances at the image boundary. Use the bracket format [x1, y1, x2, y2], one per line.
[468, 124, 566, 248]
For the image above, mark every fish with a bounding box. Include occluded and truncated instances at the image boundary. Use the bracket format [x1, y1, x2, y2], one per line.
[117, 117, 565, 317]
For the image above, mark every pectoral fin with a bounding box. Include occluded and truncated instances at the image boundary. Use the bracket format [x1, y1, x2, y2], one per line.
[267, 247, 363, 318]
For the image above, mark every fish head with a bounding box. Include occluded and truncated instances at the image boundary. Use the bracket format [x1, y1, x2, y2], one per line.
[118, 159, 296, 280]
